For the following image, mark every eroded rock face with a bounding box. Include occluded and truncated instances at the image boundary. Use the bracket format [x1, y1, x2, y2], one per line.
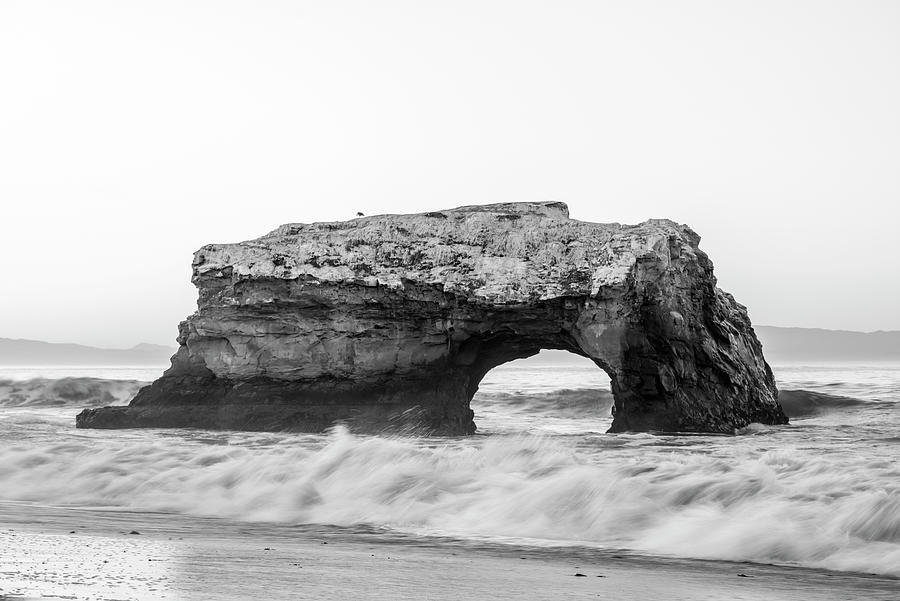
[76, 201, 787, 434]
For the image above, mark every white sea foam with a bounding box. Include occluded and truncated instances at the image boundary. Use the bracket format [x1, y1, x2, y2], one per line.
[1, 424, 898, 576]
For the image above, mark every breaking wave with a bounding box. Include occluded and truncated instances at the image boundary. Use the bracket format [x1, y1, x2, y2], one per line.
[777, 389, 875, 418]
[1, 426, 898, 577]
[477, 388, 614, 417]
[0, 378, 144, 408]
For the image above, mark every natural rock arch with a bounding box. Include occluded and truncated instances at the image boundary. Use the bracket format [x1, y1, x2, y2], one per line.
[77, 202, 787, 434]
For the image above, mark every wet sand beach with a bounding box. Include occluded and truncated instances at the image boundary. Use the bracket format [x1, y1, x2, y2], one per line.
[2, 503, 898, 601]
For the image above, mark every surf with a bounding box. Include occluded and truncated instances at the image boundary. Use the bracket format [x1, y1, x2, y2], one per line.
[1, 424, 898, 577]
[0, 377, 144, 408]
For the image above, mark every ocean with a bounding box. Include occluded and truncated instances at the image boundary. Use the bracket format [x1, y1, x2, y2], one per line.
[1, 359, 898, 598]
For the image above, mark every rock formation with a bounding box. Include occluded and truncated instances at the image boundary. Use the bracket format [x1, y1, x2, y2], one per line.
[76, 201, 787, 434]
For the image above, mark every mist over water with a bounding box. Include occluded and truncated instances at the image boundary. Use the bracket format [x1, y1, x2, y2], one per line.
[0, 362, 898, 578]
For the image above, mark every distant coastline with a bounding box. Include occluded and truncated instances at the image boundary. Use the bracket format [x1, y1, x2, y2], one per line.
[753, 326, 900, 362]
[0, 339, 175, 366]
[2, 326, 898, 366]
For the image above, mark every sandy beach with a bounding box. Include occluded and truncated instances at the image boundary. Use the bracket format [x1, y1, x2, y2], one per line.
[2, 502, 897, 601]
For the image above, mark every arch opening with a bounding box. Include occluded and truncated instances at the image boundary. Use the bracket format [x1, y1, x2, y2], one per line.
[439, 324, 622, 435]
[471, 350, 614, 435]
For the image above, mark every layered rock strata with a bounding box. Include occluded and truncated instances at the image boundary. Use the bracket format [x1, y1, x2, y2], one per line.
[77, 201, 787, 434]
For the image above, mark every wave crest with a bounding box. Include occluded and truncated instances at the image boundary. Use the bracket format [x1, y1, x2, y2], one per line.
[777, 389, 873, 418]
[0, 378, 144, 408]
[476, 388, 614, 418]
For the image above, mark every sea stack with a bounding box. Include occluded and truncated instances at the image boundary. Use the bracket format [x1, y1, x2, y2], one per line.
[76, 202, 787, 434]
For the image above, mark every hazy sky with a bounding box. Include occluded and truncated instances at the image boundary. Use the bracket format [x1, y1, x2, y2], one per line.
[1, 0, 898, 347]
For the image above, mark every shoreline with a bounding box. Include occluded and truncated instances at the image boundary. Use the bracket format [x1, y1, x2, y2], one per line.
[2, 503, 897, 600]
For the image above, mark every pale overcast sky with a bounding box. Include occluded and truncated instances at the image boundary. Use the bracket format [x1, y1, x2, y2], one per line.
[1, 0, 898, 347]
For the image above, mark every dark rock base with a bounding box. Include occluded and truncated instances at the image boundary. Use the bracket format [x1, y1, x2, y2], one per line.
[76, 375, 476, 435]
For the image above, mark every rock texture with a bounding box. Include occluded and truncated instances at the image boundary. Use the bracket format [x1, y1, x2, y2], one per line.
[76, 201, 787, 434]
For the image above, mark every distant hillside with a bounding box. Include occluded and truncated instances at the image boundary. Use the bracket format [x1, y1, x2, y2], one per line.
[755, 326, 900, 362]
[3, 326, 897, 367]
[0, 338, 176, 366]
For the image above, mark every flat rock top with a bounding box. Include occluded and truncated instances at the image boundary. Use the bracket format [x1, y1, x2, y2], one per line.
[193, 202, 702, 303]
